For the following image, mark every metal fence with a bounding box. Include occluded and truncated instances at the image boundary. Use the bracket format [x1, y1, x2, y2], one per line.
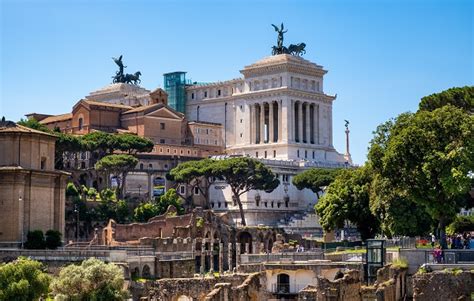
[240, 251, 324, 264]
[424, 249, 474, 264]
[384, 237, 417, 249]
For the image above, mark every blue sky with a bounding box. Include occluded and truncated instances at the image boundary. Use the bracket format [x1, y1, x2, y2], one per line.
[1, 0, 472, 164]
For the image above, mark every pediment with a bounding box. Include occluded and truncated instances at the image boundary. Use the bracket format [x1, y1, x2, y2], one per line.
[146, 107, 183, 120]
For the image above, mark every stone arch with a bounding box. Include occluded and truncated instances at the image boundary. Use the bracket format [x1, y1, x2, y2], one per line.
[277, 273, 290, 294]
[142, 264, 151, 278]
[176, 295, 192, 301]
[131, 266, 139, 278]
[238, 231, 253, 254]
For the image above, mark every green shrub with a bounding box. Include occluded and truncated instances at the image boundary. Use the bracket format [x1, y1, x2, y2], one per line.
[391, 257, 408, 269]
[196, 217, 204, 228]
[45, 230, 62, 249]
[66, 182, 80, 197]
[24, 230, 45, 249]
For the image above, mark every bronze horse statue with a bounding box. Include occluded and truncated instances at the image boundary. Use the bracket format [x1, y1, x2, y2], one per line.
[288, 43, 306, 56]
[124, 71, 141, 85]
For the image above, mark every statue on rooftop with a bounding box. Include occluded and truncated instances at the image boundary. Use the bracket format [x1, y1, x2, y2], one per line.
[271, 23, 306, 56]
[112, 55, 141, 85]
[272, 23, 287, 51]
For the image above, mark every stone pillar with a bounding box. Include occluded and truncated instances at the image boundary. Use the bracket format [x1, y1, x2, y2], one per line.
[256, 104, 261, 144]
[252, 240, 258, 254]
[200, 239, 206, 274]
[219, 242, 224, 274]
[269, 101, 274, 143]
[248, 104, 254, 144]
[245, 242, 250, 254]
[228, 242, 233, 272]
[298, 101, 303, 143]
[316, 104, 321, 144]
[209, 239, 214, 272]
[277, 101, 282, 142]
[328, 105, 333, 146]
[260, 102, 265, 144]
[305, 103, 311, 144]
[236, 243, 241, 270]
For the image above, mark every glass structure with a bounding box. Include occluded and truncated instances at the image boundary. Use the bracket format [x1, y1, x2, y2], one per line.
[163, 71, 187, 113]
[365, 239, 385, 284]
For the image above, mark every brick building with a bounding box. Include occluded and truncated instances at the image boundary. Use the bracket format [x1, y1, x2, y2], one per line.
[0, 119, 69, 246]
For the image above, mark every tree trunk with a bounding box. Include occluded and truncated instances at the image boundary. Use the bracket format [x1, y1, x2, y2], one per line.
[438, 217, 448, 249]
[233, 194, 246, 226]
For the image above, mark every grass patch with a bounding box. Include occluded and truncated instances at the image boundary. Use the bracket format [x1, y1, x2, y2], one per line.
[326, 248, 366, 255]
[415, 244, 433, 249]
[391, 257, 408, 269]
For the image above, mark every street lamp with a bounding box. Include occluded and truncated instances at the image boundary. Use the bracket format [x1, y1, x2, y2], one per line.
[19, 195, 24, 249]
[74, 204, 79, 242]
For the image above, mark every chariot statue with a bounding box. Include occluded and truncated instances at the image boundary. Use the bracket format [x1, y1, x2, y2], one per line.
[270, 23, 306, 57]
[111, 55, 141, 85]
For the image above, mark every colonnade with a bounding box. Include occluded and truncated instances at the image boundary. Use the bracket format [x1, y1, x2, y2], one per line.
[293, 101, 319, 144]
[249, 101, 281, 144]
[248, 100, 321, 145]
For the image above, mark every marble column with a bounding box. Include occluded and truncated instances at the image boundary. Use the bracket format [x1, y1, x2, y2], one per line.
[209, 239, 214, 272]
[248, 104, 254, 144]
[269, 101, 274, 143]
[260, 102, 265, 144]
[298, 102, 303, 143]
[277, 101, 282, 142]
[219, 242, 224, 274]
[305, 103, 311, 144]
[236, 243, 241, 270]
[200, 239, 206, 274]
[315, 104, 320, 144]
[228, 242, 233, 272]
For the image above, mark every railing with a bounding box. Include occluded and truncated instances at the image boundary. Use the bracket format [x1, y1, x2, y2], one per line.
[158, 251, 194, 261]
[424, 249, 474, 264]
[240, 251, 324, 264]
[270, 283, 307, 294]
[384, 237, 417, 249]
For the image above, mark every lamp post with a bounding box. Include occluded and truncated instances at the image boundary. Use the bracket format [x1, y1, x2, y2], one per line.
[19, 195, 24, 249]
[74, 204, 79, 242]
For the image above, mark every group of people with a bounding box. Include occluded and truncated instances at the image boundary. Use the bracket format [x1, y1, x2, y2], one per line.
[431, 232, 473, 264]
[447, 233, 472, 249]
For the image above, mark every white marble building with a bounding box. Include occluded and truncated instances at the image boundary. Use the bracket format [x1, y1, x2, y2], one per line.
[184, 54, 350, 226]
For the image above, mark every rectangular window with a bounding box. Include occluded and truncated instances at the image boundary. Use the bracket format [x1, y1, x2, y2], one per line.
[160, 139, 165, 144]
[180, 186, 185, 194]
[204, 91, 208, 98]
[256, 151, 258, 157]
[273, 150, 276, 158]
[191, 93, 195, 99]
[194, 187, 200, 195]
[264, 151, 267, 158]
[160, 123, 165, 130]
[217, 89, 221, 96]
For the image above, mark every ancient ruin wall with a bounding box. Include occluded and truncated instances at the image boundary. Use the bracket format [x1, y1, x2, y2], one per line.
[412, 270, 473, 301]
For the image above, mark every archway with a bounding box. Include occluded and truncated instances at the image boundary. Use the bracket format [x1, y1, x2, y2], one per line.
[277, 273, 290, 294]
[238, 231, 253, 254]
[131, 267, 139, 279]
[142, 264, 151, 278]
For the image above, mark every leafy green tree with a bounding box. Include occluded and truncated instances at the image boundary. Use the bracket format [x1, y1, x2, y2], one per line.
[51, 258, 127, 301]
[66, 182, 80, 198]
[112, 133, 154, 154]
[370, 174, 433, 237]
[212, 157, 280, 226]
[447, 215, 474, 235]
[156, 188, 185, 215]
[45, 230, 62, 249]
[315, 166, 379, 240]
[167, 158, 217, 207]
[95, 154, 139, 198]
[292, 168, 341, 196]
[0, 257, 51, 301]
[115, 200, 130, 223]
[17, 118, 51, 132]
[133, 202, 159, 222]
[371, 105, 473, 248]
[24, 230, 46, 249]
[419, 86, 473, 113]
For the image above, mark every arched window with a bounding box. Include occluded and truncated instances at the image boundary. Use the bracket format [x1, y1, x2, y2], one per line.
[277, 273, 290, 293]
[78, 117, 83, 130]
